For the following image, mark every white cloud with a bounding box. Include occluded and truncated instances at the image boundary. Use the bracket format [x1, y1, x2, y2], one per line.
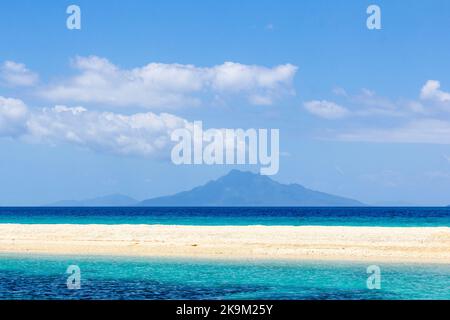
[0, 96, 193, 158]
[0, 61, 38, 87]
[306, 81, 450, 144]
[0, 97, 271, 160]
[308, 87, 429, 120]
[0, 96, 28, 136]
[304, 100, 349, 119]
[420, 80, 450, 104]
[39, 56, 298, 108]
[337, 119, 450, 144]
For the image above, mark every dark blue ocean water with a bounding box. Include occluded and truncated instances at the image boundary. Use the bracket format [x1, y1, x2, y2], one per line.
[0, 255, 449, 300]
[0, 207, 449, 226]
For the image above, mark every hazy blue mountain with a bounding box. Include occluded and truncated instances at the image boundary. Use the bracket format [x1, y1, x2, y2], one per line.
[48, 194, 138, 207]
[140, 170, 364, 207]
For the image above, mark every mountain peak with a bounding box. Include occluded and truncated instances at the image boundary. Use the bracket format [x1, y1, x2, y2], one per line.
[216, 169, 273, 184]
[140, 170, 364, 207]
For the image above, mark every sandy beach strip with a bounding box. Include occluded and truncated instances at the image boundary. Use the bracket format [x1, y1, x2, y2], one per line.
[0, 224, 449, 263]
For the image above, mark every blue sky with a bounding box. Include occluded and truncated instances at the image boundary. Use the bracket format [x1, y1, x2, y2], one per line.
[1, 0, 450, 205]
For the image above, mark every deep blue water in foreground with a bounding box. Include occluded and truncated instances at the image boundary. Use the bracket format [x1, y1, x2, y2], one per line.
[0, 207, 449, 226]
[0, 255, 449, 300]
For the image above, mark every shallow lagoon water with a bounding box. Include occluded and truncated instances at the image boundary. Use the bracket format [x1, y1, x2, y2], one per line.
[0, 254, 449, 300]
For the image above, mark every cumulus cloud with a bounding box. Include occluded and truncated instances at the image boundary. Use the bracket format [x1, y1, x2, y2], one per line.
[0, 61, 39, 87]
[39, 56, 298, 108]
[0, 97, 270, 161]
[304, 100, 349, 119]
[420, 80, 450, 104]
[0, 96, 28, 136]
[0, 96, 192, 158]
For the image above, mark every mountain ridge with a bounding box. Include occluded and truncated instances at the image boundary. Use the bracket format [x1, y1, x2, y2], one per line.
[139, 170, 364, 207]
[47, 194, 138, 207]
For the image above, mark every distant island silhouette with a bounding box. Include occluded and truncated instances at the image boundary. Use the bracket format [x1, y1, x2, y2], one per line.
[48, 194, 138, 207]
[49, 170, 364, 207]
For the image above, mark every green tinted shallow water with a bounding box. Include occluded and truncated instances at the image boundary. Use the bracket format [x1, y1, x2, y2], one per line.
[0, 254, 449, 300]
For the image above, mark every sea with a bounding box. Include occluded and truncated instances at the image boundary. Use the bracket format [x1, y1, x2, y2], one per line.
[0, 207, 449, 300]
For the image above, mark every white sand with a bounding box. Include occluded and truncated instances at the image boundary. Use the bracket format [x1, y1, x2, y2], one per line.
[0, 224, 449, 263]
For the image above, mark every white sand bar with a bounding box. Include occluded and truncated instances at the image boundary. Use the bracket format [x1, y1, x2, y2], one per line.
[0, 224, 449, 263]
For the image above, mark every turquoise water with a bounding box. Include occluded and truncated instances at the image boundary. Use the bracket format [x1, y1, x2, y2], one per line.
[0, 255, 449, 300]
[0, 207, 450, 226]
[1, 207, 449, 299]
